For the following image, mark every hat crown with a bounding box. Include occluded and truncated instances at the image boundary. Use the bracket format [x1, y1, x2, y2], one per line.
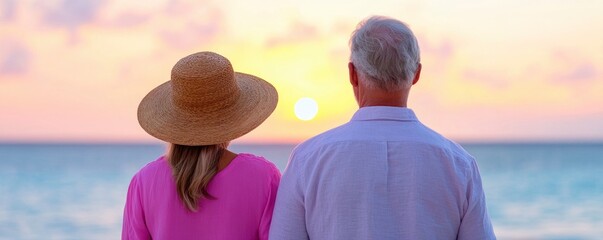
[170, 52, 240, 111]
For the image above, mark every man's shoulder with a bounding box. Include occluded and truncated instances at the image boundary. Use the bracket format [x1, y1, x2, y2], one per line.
[291, 123, 351, 158]
[290, 119, 474, 163]
[411, 122, 474, 159]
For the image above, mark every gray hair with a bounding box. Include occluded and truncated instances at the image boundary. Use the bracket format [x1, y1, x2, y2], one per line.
[350, 16, 421, 90]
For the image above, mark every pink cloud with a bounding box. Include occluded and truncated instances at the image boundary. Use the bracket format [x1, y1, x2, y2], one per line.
[420, 38, 453, 60]
[462, 70, 510, 89]
[34, 0, 106, 43]
[0, 41, 31, 76]
[265, 21, 319, 48]
[162, 0, 215, 17]
[37, 0, 105, 29]
[0, 0, 16, 22]
[554, 63, 599, 84]
[108, 11, 151, 28]
[549, 50, 600, 84]
[156, 1, 224, 49]
[158, 18, 223, 50]
[164, 0, 191, 15]
[417, 37, 455, 73]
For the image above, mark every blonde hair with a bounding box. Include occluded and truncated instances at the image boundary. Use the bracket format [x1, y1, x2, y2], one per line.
[167, 143, 228, 211]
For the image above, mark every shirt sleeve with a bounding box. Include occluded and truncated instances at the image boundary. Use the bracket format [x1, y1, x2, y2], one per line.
[269, 152, 309, 240]
[122, 173, 151, 240]
[258, 165, 282, 240]
[457, 159, 496, 240]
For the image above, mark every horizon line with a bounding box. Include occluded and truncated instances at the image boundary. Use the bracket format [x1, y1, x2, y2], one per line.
[1, 139, 603, 146]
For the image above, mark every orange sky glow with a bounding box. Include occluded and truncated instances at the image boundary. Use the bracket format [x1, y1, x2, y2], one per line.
[1, 0, 602, 143]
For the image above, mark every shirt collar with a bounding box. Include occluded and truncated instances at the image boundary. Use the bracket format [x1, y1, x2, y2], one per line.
[351, 106, 418, 122]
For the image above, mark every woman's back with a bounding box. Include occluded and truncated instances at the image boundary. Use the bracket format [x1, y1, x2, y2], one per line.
[125, 51, 280, 239]
[122, 153, 281, 240]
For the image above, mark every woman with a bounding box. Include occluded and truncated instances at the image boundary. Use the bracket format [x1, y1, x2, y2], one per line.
[122, 52, 281, 240]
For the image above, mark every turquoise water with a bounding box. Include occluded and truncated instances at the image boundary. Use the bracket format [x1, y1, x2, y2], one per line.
[0, 143, 602, 239]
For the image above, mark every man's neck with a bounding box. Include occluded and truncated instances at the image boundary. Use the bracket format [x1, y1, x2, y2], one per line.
[357, 89, 409, 108]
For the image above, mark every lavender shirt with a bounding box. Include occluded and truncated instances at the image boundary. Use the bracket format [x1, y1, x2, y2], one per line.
[122, 153, 281, 240]
[270, 107, 495, 240]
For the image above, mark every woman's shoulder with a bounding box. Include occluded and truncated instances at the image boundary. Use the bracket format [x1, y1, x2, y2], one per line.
[231, 153, 281, 177]
[134, 156, 170, 178]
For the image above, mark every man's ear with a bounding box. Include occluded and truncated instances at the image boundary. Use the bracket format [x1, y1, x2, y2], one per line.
[412, 63, 422, 85]
[349, 62, 359, 87]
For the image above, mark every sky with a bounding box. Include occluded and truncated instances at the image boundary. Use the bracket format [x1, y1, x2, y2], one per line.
[0, 0, 602, 143]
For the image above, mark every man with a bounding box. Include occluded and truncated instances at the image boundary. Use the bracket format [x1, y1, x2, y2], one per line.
[269, 16, 496, 239]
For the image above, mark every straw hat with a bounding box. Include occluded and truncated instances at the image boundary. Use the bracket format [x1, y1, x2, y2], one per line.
[137, 51, 278, 146]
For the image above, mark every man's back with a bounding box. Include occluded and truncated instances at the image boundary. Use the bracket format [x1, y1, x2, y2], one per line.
[270, 107, 495, 239]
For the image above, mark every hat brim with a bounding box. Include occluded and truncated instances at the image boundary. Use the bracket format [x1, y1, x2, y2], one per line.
[137, 72, 278, 146]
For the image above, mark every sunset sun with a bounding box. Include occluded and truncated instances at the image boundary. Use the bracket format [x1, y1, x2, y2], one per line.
[294, 97, 318, 121]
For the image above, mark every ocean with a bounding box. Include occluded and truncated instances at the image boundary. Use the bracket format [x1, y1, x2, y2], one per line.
[0, 143, 602, 239]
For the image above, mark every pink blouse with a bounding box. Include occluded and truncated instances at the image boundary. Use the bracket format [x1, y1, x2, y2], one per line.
[122, 153, 281, 240]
